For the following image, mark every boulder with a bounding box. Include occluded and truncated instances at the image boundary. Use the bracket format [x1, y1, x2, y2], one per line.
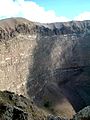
[72, 106, 90, 120]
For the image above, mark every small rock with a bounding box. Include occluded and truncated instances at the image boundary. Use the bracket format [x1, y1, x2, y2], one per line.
[47, 114, 68, 120]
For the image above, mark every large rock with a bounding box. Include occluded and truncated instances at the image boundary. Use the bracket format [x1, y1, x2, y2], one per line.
[72, 106, 90, 120]
[0, 91, 47, 120]
[0, 18, 90, 118]
[0, 104, 28, 120]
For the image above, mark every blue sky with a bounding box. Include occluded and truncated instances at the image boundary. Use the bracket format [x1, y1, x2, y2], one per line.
[31, 0, 90, 19]
[33, 0, 90, 19]
[0, 0, 90, 23]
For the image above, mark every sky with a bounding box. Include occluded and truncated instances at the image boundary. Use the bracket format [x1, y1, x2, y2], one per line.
[0, 0, 90, 23]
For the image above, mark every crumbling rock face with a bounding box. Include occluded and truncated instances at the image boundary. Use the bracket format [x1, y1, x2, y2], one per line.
[0, 18, 38, 95]
[0, 18, 90, 118]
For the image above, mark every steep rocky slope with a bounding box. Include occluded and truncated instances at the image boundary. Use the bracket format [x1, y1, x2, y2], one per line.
[0, 18, 90, 118]
[0, 91, 48, 120]
[0, 90, 90, 120]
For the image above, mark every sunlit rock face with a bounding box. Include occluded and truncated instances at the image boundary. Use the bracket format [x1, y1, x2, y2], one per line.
[0, 18, 90, 118]
[0, 18, 38, 95]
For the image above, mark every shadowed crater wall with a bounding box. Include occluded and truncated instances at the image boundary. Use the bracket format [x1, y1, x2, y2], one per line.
[27, 21, 90, 118]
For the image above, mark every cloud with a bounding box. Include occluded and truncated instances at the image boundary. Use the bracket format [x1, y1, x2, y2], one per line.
[0, 0, 20, 18]
[0, 0, 90, 23]
[74, 12, 90, 21]
[0, 0, 70, 23]
[17, 0, 70, 23]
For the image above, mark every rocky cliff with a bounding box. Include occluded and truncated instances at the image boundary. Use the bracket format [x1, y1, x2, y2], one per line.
[0, 18, 90, 118]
